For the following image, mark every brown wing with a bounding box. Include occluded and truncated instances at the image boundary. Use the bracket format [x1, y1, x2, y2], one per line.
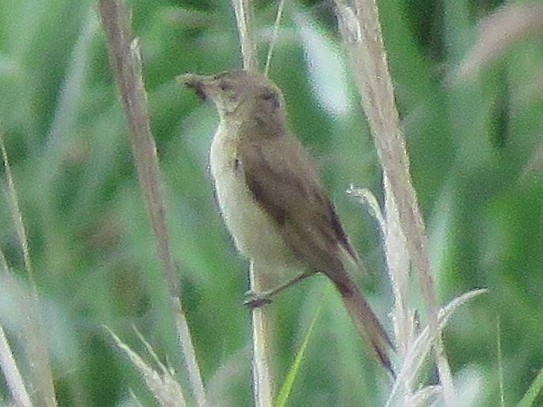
[239, 128, 395, 374]
[238, 132, 357, 275]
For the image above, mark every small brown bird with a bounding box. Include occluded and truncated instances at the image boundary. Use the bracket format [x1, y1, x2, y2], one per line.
[179, 69, 394, 374]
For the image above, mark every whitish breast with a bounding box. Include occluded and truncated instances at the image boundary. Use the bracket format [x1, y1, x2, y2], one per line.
[209, 122, 293, 266]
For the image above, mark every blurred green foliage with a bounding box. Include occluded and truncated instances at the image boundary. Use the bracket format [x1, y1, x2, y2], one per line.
[1, 0, 543, 406]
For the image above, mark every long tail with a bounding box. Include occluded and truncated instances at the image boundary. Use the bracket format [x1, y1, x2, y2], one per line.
[333, 273, 395, 376]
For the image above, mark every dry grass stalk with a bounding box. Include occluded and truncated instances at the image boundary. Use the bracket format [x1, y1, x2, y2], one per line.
[333, 0, 457, 405]
[1, 135, 57, 406]
[455, 3, 543, 81]
[230, 0, 279, 405]
[0, 301, 32, 407]
[108, 329, 187, 407]
[232, 0, 258, 72]
[97, 1, 206, 405]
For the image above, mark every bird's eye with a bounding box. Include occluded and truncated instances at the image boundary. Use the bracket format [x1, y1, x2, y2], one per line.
[260, 89, 280, 109]
[219, 81, 233, 92]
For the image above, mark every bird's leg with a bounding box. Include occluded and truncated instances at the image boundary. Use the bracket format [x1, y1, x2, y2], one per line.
[244, 271, 313, 308]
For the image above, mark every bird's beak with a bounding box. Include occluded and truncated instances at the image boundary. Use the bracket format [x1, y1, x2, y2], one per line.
[176, 73, 217, 101]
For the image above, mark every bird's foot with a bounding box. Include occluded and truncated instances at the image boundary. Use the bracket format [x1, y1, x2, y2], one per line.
[244, 290, 273, 308]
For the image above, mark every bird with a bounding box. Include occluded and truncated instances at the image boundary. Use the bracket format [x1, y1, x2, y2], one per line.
[178, 69, 394, 375]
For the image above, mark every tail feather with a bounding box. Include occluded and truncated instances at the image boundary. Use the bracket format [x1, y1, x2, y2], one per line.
[334, 275, 395, 376]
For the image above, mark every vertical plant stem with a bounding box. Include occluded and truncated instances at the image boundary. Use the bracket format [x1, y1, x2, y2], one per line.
[333, 0, 456, 404]
[264, 0, 286, 77]
[97, 1, 207, 405]
[0, 253, 32, 407]
[232, 0, 258, 71]
[1, 134, 57, 407]
[231, 1, 274, 405]
[249, 262, 274, 407]
[0, 322, 32, 407]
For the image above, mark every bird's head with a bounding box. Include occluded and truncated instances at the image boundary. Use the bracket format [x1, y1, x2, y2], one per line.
[178, 70, 286, 124]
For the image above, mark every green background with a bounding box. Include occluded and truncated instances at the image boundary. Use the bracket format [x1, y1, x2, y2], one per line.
[1, 0, 543, 405]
